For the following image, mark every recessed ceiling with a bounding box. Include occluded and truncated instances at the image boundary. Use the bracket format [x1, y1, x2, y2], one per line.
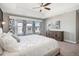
[0, 3, 79, 19]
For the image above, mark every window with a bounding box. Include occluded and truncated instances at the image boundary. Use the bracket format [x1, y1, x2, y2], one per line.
[9, 19, 42, 35]
[17, 22, 23, 35]
[26, 21, 33, 34]
[35, 21, 40, 34]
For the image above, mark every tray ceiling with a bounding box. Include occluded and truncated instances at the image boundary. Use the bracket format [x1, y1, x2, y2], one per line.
[0, 3, 79, 19]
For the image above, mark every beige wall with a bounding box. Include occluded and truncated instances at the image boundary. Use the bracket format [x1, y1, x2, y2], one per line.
[46, 11, 77, 43]
[3, 13, 9, 33]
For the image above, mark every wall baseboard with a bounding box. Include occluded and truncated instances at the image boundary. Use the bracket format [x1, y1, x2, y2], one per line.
[64, 40, 77, 44]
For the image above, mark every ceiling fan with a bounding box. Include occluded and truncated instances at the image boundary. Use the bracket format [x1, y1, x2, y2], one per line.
[33, 3, 51, 12]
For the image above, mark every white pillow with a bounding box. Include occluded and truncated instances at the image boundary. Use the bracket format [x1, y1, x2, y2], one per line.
[0, 33, 19, 52]
[7, 32, 13, 35]
[7, 32, 20, 42]
[12, 35, 20, 42]
[0, 33, 6, 55]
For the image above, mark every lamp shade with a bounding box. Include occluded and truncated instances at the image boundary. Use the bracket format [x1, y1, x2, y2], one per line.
[2, 21, 6, 25]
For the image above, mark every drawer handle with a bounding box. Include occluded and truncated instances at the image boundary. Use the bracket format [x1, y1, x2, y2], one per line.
[55, 34, 57, 37]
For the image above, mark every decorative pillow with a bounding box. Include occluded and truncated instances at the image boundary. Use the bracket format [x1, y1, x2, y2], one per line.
[12, 34, 20, 42]
[0, 33, 19, 52]
[7, 32, 13, 35]
[7, 32, 20, 42]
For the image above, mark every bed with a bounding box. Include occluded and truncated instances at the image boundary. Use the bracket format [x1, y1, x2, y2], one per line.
[0, 33, 60, 56]
[18, 34, 60, 56]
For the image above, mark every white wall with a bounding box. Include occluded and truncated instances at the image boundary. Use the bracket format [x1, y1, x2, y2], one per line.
[46, 11, 77, 43]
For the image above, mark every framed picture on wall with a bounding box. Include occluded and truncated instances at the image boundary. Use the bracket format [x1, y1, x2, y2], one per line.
[48, 20, 60, 30]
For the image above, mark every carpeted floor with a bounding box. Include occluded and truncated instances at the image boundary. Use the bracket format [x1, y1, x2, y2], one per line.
[58, 41, 79, 56]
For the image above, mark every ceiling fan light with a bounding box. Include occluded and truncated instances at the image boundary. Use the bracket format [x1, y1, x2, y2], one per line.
[40, 10, 42, 12]
[40, 7, 44, 9]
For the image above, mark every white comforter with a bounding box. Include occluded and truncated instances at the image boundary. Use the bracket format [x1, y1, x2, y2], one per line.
[17, 34, 59, 56]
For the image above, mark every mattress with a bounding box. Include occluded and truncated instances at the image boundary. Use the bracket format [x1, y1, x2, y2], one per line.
[17, 34, 59, 56]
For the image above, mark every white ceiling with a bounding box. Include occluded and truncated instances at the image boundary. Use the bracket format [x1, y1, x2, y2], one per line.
[0, 3, 79, 19]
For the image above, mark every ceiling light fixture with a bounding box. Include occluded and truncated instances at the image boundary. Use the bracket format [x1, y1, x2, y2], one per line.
[33, 3, 51, 12]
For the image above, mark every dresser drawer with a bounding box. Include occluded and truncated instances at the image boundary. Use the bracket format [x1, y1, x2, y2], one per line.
[46, 31, 64, 41]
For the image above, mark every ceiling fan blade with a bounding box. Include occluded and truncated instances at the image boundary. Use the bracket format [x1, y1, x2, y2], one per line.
[43, 3, 51, 6]
[44, 7, 51, 10]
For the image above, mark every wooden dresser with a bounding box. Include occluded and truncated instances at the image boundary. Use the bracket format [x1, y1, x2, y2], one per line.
[46, 31, 64, 41]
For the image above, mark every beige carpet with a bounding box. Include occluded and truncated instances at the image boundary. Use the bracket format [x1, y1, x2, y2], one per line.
[58, 41, 79, 56]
